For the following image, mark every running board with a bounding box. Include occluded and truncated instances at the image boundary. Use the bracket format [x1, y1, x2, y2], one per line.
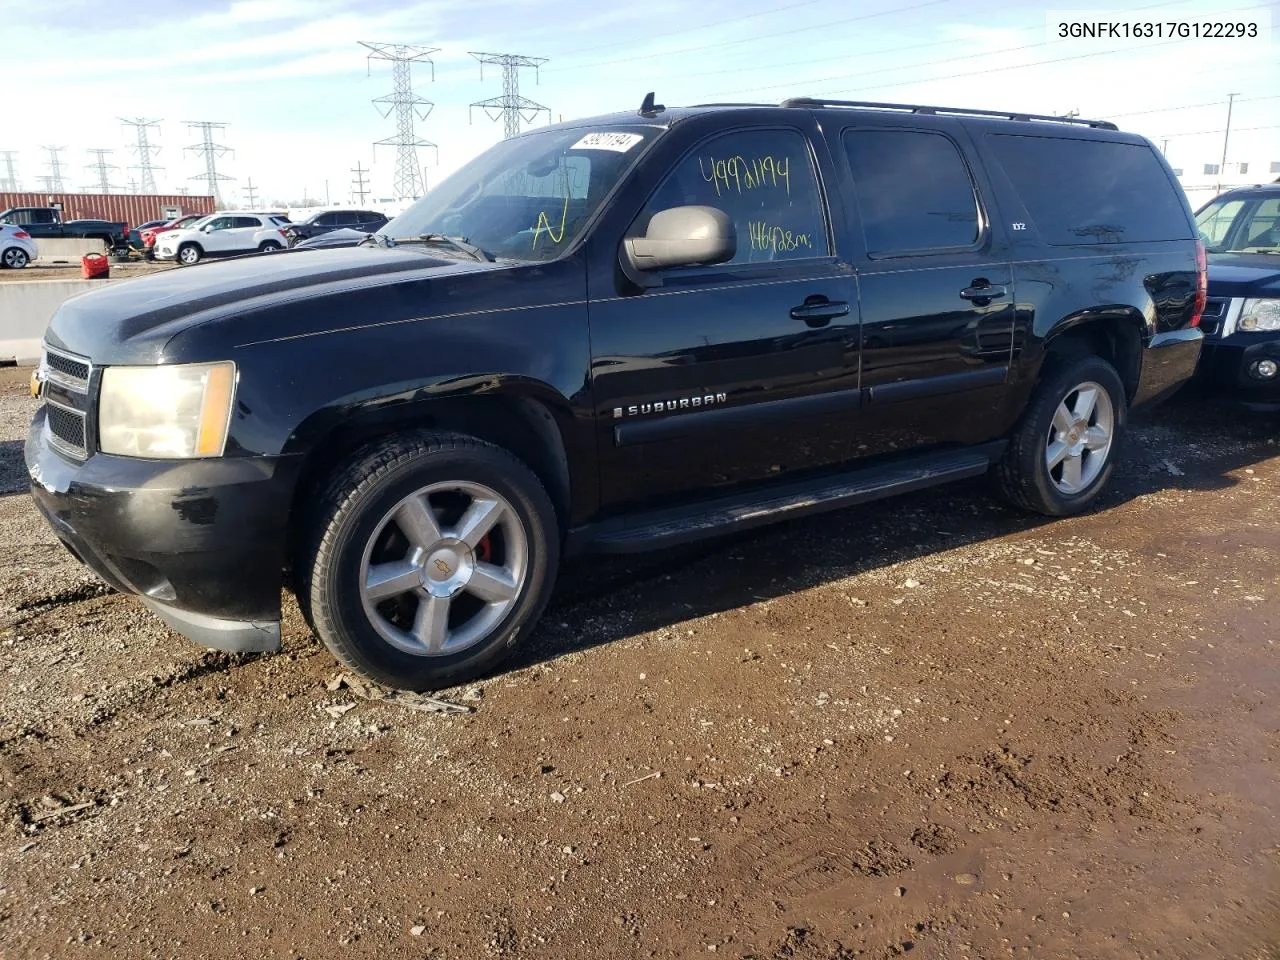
[569, 449, 994, 554]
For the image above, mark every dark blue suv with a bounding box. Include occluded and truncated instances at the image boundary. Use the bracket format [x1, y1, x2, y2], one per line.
[1194, 183, 1280, 409]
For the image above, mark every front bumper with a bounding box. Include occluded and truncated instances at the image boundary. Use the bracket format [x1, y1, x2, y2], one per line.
[25, 407, 302, 653]
[1198, 332, 1280, 409]
[1132, 328, 1204, 409]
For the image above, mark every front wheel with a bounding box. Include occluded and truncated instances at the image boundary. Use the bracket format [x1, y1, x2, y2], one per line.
[1, 247, 28, 268]
[259, 240, 282, 253]
[297, 432, 559, 691]
[177, 243, 201, 265]
[995, 355, 1127, 516]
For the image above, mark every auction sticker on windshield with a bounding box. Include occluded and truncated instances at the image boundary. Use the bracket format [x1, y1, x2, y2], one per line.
[571, 132, 645, 152]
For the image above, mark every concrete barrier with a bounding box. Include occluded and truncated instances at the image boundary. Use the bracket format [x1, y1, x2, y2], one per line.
[36, 237, 109, 262]
[0, 279, 115, 363]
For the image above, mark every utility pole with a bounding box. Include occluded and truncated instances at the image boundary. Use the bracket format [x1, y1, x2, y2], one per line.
[184, 121, 234, 206]
[1219, 92, 1239, 189]
[1160, 138, 1169, 155]
[468, 52, 550, 139]
[359, 41, 438, 201]
[85, 148, 120, 194]
[120, 118, 163, 194]
[41, 146, 67, 192]
[0, 151, 18, 191]
[350, 161, 370, 204]
[243, 177, 260, 208]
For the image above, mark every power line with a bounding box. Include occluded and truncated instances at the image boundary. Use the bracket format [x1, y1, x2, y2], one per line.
[0, 151, 18, 192]
[351, 161, 370, 204]
[469, 52, 550, 139]
[1156, 123, 1280, 140]
[84, 148, 120, 194]
[360, 41, 438, 201]
[184, 121, 234, 205]
[121, 118, 163, 195]
[40, 146, 67, 193]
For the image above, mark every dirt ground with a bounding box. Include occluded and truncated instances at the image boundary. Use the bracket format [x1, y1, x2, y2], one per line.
[1, 363, 1278, 960]
[0, 261, 175, 283]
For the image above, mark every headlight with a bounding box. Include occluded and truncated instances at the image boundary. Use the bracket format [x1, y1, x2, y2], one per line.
[98, 362, 236, 458]
[1239, 298, 1280, 332]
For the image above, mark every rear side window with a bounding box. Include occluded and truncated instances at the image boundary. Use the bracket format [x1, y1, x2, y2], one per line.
[842, 130, 980, 255]
[632, 128, 830, 265]
[234, 216, 263, 228]
[986, 135, 1192, 245]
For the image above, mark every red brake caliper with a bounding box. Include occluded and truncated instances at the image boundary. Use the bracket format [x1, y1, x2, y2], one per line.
[476, 534, 493, 564]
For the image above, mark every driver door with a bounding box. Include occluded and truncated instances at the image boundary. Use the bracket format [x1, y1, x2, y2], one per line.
[201, 216, 236, 251]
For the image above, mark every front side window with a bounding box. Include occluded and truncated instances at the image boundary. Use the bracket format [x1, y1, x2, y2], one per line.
[1196, 199, 1245, 250]
[842, 129, 979, 255]
[207, 217, 233, 231]
[382, 125, 662, 262]
[630, 128, 830, 265]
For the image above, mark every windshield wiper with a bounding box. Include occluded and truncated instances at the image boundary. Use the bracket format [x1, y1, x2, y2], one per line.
[386, 234, 494, 262]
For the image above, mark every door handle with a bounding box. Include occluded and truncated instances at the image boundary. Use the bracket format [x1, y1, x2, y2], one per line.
[959, 283, 1008, 302]
[790, 299, 850, 327]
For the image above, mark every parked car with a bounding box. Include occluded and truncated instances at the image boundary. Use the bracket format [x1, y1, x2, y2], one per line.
[1192, 184, 1280, 409]
[0, 224, 37, 268]
[139, 214, 206, 257]
[0, 207, 128, 251]
[283, 209, 388, 246]
[153, 213, 291, 264]
[293, 227, 372, 250]
[127, 219, 170, 247]
[25, 96, 1204, 690]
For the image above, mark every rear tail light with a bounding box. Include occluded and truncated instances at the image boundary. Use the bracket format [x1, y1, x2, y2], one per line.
[1190, 239, 1207, 328]
[14, 231, 30, 239]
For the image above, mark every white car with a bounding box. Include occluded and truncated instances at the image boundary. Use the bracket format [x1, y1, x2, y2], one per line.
[0, 224, 37, 268]
[155, 213, 291, 265]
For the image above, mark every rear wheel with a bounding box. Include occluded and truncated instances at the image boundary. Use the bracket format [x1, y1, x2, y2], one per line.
[1, 247, 28, 269]
[259, 240, 282, 253]
[995, 355, 1126, 516]
[177, 243, 201, 265]
[297, 432, 559, 691]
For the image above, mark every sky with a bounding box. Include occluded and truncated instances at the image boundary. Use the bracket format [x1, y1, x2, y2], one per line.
[1, 0, 1277, 209]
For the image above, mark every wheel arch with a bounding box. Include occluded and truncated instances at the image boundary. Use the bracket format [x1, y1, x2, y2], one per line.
[1039, 309, 1145, 404]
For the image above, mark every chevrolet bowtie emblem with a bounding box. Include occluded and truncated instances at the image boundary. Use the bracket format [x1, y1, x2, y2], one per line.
[433, 558, 451, 576]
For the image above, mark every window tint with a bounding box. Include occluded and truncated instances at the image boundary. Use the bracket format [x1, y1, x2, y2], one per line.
[841, 130, 979, 254]
[314, 212, 338, 227]
[1240, 198, 1280, 249]
[359, 211, 384, 224]
[631, 128, 828, 264]
[987, 135, 1192, 245]
[335, 212, 360, 227]
[1195, 199, 1245, 249]
[28, 209, 56, 224]
[233, 216, 263, 228]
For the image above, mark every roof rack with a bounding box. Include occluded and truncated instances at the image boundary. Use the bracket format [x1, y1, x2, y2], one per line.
[780, 98, 1119, 131]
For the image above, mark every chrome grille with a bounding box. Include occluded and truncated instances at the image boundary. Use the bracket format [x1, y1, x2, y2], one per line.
[46, 402, 88, 457]
[1200, 297, 1229, 337]
[43, 347, 91, 390]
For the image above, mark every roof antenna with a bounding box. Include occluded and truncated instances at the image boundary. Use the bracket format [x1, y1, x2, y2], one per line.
[638, 92, 665, 118]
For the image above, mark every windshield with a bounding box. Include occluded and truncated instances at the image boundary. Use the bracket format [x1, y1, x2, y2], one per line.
[1196, 196, 1280, 253]
[380, 125, 662, 261]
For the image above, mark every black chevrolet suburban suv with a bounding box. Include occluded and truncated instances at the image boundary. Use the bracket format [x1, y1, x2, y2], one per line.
[25, 97, 1205, 690]
[1192, 183, 1280, 408]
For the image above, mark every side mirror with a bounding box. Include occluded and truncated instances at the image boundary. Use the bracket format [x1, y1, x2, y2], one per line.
[203, 224, 214, 232]
[620, 205, 735, 288]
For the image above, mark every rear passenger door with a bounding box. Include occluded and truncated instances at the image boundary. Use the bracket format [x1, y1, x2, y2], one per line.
[833, 122, 1017, 453]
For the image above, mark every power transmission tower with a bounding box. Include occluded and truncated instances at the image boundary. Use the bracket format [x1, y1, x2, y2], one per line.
[85, 148, 120, 194]
[243, 177, 259, 207]
[350, 161, 370, 204]
[127, 176, 139, 194]
[469, 52, 550, 139]
[184, 121, 235, 205]
[120, 118, 163, 194]
[359, 42, 438, 200]
[0, 151, 18, 191]
[41, 146, 67, 192]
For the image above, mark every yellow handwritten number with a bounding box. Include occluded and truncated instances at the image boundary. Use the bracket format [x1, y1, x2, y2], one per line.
[532, 196, 570, 251]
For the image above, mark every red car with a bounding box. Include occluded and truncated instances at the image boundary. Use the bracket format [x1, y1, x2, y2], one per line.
[141, 214, 205, 254]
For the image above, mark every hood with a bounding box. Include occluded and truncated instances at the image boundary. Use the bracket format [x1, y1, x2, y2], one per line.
[44, 245, 509, 364]
[1207, 253, 1280, 299]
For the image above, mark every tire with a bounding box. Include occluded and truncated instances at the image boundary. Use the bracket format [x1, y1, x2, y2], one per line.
[994, 355, 1126, 516]
[1, 247, 28, 269]
[177, 243, 202, 265]
[297, 431, 559, 691]
[259, 240, 282, 253]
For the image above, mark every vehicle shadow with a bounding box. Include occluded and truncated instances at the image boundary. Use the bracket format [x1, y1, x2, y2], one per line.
[514, 388, 1278, 671]
[0, 440, 28, 497]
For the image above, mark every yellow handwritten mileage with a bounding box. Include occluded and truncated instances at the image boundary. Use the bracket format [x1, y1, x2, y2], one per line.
[748, 220, 813, 255]
[532, 196, 570, 250]
[698, 155, 791, 197]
